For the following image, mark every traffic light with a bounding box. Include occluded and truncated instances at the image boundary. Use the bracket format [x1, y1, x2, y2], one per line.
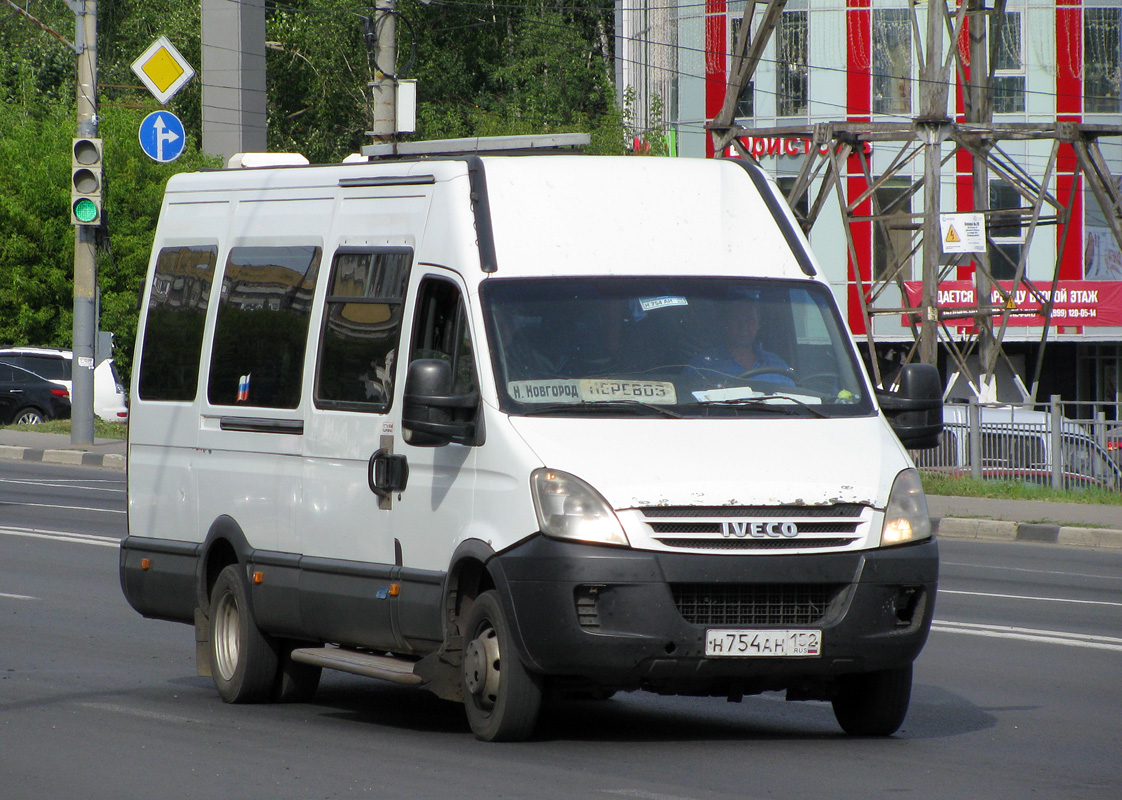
[71, 138, 103, 226]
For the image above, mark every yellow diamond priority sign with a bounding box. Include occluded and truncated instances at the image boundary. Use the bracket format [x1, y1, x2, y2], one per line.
[131, 36, 195, 105]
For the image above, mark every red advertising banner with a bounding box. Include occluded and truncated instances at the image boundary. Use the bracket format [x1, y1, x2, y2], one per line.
[902, 281, 1122, 327]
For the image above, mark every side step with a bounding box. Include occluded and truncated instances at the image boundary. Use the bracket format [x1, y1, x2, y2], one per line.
[290, 647, 423, 686]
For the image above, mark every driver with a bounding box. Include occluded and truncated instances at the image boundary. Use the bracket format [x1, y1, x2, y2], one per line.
[691, 302, 794, 385]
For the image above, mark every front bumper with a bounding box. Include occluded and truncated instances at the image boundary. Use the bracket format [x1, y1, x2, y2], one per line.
[490, 535, 938, 694]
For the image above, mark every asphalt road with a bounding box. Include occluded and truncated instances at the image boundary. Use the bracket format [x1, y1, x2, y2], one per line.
[1, 461, 1120, 800]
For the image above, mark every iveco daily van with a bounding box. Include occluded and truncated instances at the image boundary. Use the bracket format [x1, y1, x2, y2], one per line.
[121, 146, 942, 741]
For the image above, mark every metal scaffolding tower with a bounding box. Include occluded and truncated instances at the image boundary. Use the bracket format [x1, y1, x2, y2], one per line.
[707, 0, 1122, 402]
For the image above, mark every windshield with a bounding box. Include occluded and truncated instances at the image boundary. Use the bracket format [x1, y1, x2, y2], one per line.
[480, 277, 873, 418]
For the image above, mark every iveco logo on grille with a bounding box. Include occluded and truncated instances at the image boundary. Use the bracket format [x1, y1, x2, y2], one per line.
[721, 521, 799, 539]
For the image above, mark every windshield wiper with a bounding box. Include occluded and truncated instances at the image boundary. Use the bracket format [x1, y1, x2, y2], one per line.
[517, 400, 683, 419]
[693, 395, 828, 418]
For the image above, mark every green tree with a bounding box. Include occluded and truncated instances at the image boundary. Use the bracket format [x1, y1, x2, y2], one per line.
[1, 0, 630, 384]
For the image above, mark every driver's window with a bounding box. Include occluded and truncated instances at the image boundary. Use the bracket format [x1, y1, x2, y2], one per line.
[409, 278, 476, 396]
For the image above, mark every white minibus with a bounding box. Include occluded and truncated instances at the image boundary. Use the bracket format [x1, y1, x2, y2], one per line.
[121, 147, 942, 741]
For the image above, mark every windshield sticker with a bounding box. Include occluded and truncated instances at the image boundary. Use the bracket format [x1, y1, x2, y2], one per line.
[638, 296, 688, 312]
[508, 380, 582, 403]
[692, 387, 822, 405]
[509, 379, 678, 405]
[580, 379, 677, 404]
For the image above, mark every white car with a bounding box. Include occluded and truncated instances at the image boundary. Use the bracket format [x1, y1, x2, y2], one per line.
[0, 346, 128, 423]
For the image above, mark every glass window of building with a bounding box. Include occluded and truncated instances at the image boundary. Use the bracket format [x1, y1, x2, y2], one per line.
[777, 177, 811, 229]
[777, 11, 809, 117]
[990, 11, 1025, 114]
[873, 178, 915, 281]
[1085, 8, 1121, 114]
[731, 16, 754, 118]
[872, 9, 912, 115]
[988, 179, 1024, 280]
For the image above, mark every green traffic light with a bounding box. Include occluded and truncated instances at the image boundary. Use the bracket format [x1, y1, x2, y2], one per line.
[73, 197, 99, 224]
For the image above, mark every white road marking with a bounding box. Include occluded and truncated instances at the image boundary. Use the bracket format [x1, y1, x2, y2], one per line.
[943, 560, 1122, 584]
[932, 620, 1122, 652]
[939, 588, 1122, 608]
[0, 592, 37, 600]
[0, 526, 119, 548]
[1, 500, 124, 514]
[0, 476, 124, 494]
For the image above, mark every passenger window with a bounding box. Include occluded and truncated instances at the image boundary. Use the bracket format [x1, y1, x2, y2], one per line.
[138, 245, 218, 401]
[314, 249, 411, 412]
[207, 245, 321, 409]
[410, 278, 476, 397]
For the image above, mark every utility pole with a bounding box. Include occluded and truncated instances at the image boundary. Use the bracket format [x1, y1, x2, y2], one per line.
[968, 0, 1002, 400]
[70, 0, 98, 445]
[369, 1, 397, 144]
[918, 0, 952, 368]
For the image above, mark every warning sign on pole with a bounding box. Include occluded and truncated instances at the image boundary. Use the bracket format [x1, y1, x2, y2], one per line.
[939, 213, 986, 254]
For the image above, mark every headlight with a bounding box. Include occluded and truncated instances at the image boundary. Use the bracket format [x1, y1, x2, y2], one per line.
[530, 468, 629, 547]
[880, 468, 932, 546]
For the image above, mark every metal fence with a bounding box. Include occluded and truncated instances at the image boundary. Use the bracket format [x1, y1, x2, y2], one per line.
[909, 397, 1122, 494]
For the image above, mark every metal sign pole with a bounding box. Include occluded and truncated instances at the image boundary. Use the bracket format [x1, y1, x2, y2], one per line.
[72, 0, 98, 445]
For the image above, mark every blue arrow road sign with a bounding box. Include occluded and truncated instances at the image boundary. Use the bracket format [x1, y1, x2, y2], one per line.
[139, 111, 186, 163]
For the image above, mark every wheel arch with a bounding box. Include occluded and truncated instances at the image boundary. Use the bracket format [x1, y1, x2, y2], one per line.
[196, 515, 253, 611]
[442, 538, 543, 673]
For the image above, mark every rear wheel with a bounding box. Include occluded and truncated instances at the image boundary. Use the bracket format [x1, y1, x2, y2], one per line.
[13, 407, 44, 425]
[461, 590, 542, 741]
[831, 664, 912, 736]
[208, 564, 278, 703]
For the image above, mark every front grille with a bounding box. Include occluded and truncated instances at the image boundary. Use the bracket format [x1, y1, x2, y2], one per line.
[672, 583, 841, 626]
[639, 504, 869, 551]
[659, 537, 857, 551]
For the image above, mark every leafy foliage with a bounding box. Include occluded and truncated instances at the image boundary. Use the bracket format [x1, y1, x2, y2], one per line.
[1, 0, 640, 383]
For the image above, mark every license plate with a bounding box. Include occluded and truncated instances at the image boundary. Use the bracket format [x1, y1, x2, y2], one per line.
[704, 629, 822, 657]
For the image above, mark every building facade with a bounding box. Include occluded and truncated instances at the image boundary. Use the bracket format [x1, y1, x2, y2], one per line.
[617, 1, 1122, 408]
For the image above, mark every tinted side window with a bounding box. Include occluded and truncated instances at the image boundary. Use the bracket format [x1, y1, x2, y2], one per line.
[410, 278, 477, 397]
[8, 355, 68, 381]
[314, 249, 411, 412]
[208, 246, 321, 409]
[138, 245, 218, 401]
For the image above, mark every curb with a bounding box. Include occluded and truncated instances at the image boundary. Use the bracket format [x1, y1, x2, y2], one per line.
[0, 444, 126, 471]
[933, 516, 1122, 549]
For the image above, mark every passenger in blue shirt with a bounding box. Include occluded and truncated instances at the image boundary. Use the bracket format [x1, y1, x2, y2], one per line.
[690, 302, 794, 386]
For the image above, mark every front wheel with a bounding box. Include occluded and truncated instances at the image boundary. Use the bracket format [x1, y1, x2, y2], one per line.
[461, 590, 542, 742]
[208, 564, 279, 703]
[13, 407, 45, 425]
[831, 664, 912, 736]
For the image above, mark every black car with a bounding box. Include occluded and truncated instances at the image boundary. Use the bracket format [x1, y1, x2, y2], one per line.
[0, 362, 72, 425]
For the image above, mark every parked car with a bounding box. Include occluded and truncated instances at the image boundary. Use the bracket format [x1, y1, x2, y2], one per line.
[0, 362, 72, 425]
[1107, 425, 1122, 466]
[912, 403, 1122, 490]
[0, 346, 127, 422]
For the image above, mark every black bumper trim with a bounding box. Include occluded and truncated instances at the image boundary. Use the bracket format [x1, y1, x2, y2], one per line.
[492, 536, 938, 691]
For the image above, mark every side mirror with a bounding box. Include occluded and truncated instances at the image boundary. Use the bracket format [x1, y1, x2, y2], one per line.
[402, 359, 480, 447]
[877, 363, 943, 450]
